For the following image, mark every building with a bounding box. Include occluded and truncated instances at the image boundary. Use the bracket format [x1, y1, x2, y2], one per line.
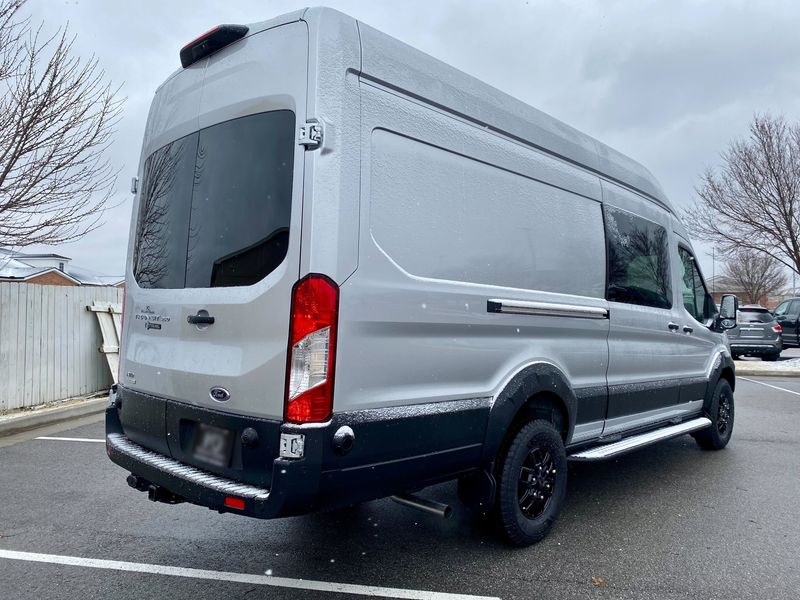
[707, 275, 785, 309]
[0, 249, 123, 287]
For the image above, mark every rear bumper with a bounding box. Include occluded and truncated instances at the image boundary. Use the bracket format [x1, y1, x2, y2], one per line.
[105, 398, 322, 519]
[729, 340, 782, 355]
[105, 386, 489, 519]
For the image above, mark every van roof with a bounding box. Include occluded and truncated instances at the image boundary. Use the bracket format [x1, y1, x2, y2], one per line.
[163, 6, 674, 215]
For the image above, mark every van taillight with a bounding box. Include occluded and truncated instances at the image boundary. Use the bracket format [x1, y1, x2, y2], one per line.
[285, 275, 339, 423]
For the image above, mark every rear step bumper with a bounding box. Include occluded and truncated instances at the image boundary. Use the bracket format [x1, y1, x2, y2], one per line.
[569, 417, 712, 461]
[108, 433, 271, 501]
[105, 407, 320, 519]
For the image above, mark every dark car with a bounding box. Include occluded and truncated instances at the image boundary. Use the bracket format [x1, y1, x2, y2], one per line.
[727, 305, 782, 361]
[772, 298, 800, 347]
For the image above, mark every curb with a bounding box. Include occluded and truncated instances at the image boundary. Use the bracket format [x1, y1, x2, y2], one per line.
[736, 368, 800, 377]
[0, 397, 108, 437]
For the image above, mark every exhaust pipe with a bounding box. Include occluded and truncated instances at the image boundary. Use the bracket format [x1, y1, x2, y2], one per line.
[391, 493, 452, 519]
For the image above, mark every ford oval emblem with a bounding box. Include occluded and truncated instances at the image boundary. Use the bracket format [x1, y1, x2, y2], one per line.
[209, 387, 231, 402]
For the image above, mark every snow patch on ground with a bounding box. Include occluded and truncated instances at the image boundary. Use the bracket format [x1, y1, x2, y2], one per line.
[736, 357, 800, 373]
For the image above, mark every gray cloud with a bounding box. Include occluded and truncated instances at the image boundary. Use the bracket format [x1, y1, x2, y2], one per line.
[17, 0, 800, 279]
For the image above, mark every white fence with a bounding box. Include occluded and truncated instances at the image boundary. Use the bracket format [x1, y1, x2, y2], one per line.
[0, 282, 123, 412]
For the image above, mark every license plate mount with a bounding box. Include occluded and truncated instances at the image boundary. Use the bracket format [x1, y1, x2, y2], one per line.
[192, 422, 234, 467]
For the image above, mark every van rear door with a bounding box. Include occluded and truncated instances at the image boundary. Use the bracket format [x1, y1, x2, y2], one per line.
[121, 22, 307, 421]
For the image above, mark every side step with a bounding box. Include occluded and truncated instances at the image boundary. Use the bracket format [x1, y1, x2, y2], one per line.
[569, 417, 712, 461]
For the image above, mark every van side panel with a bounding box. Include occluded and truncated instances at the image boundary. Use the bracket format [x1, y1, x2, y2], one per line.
[356, 21, 669, 212]
[334, 81, 610, 456]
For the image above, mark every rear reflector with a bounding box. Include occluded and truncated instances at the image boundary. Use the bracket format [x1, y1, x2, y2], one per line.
[224, 496, 245, 510]
[180, 24, 249, 68]
[285, 275, 339, 423]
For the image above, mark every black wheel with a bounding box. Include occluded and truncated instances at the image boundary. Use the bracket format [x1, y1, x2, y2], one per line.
[761, 353, 780, 362]
[495, 420, 567, 546]
[693, 378, 734, 450]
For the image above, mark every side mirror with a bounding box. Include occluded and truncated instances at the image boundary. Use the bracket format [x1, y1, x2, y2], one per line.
[718, 294, 738, 330]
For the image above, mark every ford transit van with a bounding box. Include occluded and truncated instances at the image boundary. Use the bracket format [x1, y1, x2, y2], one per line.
[106, 7, 738, 546]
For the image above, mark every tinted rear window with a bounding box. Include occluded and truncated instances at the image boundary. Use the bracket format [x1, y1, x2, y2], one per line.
[133, 110, 295, 289]
[738, 309, 774, 323]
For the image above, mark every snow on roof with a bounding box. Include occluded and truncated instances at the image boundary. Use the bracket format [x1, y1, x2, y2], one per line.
[0, 248, 122, 286]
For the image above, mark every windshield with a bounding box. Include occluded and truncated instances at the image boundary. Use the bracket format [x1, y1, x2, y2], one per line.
[133, 110, 295, 289]
[737, 309, 774, 323]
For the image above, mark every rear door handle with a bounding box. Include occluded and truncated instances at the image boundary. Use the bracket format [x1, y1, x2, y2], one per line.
[683, 325, 694, 334]
[187, 314, 215, 325]
[667, 322, 679, 331]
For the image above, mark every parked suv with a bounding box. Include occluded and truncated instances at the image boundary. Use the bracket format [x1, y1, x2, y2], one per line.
[773, 298, 800, 348]
[106, 8, 738, 546]
[727, 305, 783, 361]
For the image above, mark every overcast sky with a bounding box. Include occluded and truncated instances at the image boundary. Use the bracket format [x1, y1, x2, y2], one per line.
[18, 0, 800, 279]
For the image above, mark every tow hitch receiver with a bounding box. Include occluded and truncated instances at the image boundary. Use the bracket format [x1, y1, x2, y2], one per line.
[127, 474, 184, 504]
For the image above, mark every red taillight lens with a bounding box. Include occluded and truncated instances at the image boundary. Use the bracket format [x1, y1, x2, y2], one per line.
[285, 275, 339, 423]
[773, 324, 782, 333]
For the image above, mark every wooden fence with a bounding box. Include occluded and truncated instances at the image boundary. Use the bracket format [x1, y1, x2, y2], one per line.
[0, 282, 123, 412]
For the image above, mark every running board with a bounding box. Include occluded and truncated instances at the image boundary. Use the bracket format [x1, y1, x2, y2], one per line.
[569, 417, 712, 461]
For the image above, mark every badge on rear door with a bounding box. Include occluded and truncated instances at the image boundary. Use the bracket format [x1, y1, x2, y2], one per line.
[209, 386, 231, 402]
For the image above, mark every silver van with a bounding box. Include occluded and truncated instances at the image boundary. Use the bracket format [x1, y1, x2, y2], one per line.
[107, 8, 739, 546]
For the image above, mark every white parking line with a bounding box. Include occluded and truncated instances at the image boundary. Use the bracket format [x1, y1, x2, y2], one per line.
[0, 549, 500, 600]
[35, 436, 105, 443]
[738, 377, 800, 397]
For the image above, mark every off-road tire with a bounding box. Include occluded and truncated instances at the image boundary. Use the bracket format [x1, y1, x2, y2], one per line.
[495, 420, 567, 546]
[693, 378, 734, 450]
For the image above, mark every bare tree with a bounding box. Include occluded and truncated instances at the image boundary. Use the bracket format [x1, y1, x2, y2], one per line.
[683, 114, 800, 276]
[720, 249, 787, 305]
[0, 0, 123, 248]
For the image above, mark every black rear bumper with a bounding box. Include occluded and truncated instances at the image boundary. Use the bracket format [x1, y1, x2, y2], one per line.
[105, 386, 489, 519]
[105, 397, 324, 519]
[729, 340, 782, 356]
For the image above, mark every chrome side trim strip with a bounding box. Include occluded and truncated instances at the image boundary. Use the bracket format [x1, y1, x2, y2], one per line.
[569, 417, 711, 461]
[107, 433, 270, 501]
[487, 299, 609, 319]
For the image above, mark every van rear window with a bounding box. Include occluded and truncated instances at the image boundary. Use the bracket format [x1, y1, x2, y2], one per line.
[133, 110, 295, 289]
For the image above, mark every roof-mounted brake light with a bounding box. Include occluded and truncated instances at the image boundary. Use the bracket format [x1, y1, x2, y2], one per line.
[179, 24, 249, 68]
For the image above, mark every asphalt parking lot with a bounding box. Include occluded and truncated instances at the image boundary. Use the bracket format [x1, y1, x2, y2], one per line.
[1, 375, 799, 600]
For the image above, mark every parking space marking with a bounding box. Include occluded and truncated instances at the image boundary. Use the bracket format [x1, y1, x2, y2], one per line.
[0, 549, 500, 600]
[738, 377, 800, 397]
[35, 436, 105, 443]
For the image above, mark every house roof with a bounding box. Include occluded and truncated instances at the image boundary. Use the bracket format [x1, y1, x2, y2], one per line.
[0, 248, 122, 286]
[15, 253, 71, 259]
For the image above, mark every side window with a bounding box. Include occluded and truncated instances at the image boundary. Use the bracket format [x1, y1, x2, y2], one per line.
[774, 301, 789, 317]
[679, 247, 715, 322]
[605, 206, 672, 309]
[787, 301, 800, 320]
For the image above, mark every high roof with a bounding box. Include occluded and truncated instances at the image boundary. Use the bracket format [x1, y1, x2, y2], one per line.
[300, 7, 672, 214]
[162, 7, 674, 214]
